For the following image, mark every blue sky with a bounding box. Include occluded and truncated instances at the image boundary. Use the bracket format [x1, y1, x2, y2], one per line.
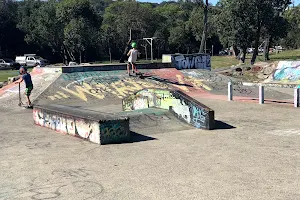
[138, 0, 300, 6]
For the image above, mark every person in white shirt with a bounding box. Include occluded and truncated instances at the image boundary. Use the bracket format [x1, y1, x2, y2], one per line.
[127, 42, 139, 75]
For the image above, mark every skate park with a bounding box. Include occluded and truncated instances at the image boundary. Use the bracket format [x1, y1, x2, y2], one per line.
[1, 54, 300, 199]
[2, 53, 296, 145]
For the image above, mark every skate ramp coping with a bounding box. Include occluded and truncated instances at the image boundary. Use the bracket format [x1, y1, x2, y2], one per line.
[33, 104, 130, 145]
[44, 62, 172, 73]
[122, 88, 215, 130]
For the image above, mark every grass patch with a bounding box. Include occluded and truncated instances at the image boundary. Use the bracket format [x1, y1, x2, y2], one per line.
[261, 49, 300, 61]
[0, 70, 20, 82]
[211, 56, 240, 69]
[212, 49, 300, 69]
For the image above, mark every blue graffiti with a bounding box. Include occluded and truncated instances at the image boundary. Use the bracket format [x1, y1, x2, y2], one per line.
[191, 106, 207, 128]
[171, 54, 211, 70]
[274, 61, 300, 81]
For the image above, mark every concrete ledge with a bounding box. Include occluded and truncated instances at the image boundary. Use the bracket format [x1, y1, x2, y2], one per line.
[60, 63, 172, 73]
[122, 88, 215, 130]
[33, 104, 130, 145]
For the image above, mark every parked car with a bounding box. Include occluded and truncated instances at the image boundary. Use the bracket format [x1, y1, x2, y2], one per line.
[0, 58, 20, 69]
[15, 54, 49, 67]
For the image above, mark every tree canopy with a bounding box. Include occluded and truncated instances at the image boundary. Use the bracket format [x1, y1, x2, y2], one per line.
[0, 0, 297, 64]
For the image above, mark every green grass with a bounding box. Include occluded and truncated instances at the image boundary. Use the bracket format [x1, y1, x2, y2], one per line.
[211, 56, 240, 69]
[211, 49, 300, 69]
[258, 49, 300, 62]
[0, 70, 20, 82]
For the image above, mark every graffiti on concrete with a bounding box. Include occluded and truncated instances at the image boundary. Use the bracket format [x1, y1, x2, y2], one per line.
[33, 108, 100, 144]
[33, 106, 130, 144]
[191, 106, 208, 128]
[122, 88, 214, 129]
[100, 121, 129, 144]
[171, 54, 211, 70]
[273, 61, 300, 81]
[46, 71, 214, 102]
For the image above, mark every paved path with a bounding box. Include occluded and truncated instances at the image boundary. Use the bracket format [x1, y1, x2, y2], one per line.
[1, 98, 300, 200]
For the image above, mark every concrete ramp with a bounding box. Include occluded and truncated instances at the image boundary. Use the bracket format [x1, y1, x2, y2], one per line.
[32, 67, 218, 144]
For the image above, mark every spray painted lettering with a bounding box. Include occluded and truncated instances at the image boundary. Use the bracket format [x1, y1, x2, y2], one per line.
[122, 88, 214, 129]
[171, 54, 211, 70]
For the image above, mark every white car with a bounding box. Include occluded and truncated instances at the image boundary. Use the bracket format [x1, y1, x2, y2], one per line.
[15, 54, 49, 67]
[0, 58, 20, 69]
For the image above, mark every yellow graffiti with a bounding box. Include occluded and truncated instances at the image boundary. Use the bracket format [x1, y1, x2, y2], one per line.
[57, 91, 70, 98]
[61, 86, 88, 101]
[47, 75, 213, 101]
[48, 96, 56, 100]
[186, 76, 212, 91]
[173, 75, 190, 92]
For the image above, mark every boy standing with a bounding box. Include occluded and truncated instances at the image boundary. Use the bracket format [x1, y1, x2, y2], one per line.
[15, 66, 33, 108]
[127, 42, 139, 75]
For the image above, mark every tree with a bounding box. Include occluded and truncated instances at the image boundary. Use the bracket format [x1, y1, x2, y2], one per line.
[282, 6, 300, 49]
[199, 0, 208, 53]
[102, 1, 157, 59]
[216, 0, 255, 62]
[154, 2, 196, 54]
[29, 0, 65, 62]
[0, 0, 25, 58]
[217, 0, 290, 64]
[250, 0, 291, 64]
[57, 0, 100, 63]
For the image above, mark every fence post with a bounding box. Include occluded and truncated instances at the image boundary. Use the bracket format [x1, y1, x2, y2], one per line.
[228, 81, 233, 101]
[259, 85, 264, 104]
[294, 87, 299, 108]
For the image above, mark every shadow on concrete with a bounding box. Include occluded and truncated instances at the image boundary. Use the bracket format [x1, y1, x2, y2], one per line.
[214, 120, 236, 130]
[130, 131, 157, 143]
[250, 98, 293, 105]
[140, 75, 193, 87]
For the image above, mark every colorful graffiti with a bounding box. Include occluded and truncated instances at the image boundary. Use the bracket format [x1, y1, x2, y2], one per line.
[46, 71, 212, 102]
[171, 54, 211, 70]
[33, 107, 130, 144]
[33, 108, 101, 143]
[273, 61, 300, 81]
[122, 89, 214, 130]
[100, 120, 130, 144]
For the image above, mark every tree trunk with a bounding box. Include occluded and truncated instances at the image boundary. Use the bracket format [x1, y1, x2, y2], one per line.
[232, 45, 239, 59]
[199, 0, 208, 53]
[241, 48, 247, 63]
[109, 47, 112, 63]
[263, 37, 270, 61]
[62, 45, 68, 65]
[251, 17, 262, 64]
[79, 51, 82, 64]
[145, 46, 148, 60]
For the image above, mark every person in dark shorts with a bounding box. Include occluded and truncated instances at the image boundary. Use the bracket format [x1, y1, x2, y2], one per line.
[15, 66, 33, 108]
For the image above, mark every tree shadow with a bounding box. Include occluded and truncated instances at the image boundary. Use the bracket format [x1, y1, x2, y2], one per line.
[214, 120, 236, 130]
[140, 74, 193, 87]
[129, 131, 157, 143]
[250, 98, 293, 105]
